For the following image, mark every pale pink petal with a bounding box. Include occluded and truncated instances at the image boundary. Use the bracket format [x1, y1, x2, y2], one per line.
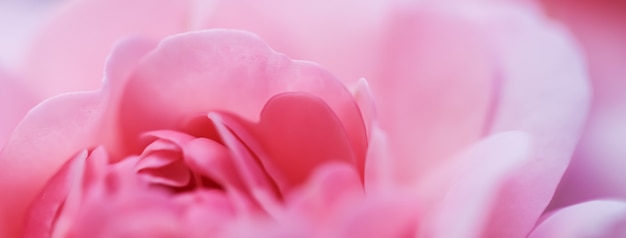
[202, 0, 388, 86]
[333, 194, 419, 238]
[542, 0, 626, 209]
[372, 5, 497, 184]
[0, 71, 37, 149]
[529, 200, 626, 238]
[0, 91, 110, 238]
[204, 2, 497, 185]
[435, 3, 590, 237]
[118, 30, 367, 174]
[363, 124, 394, 192]
[0, 0, 59, 69]
[421, 131, 531, 238]
[350, 78, 376, 139]
[350, 78, 396, 191]
[285, 162, 363, 223]
[0, 38, 156, 238]
[97, 37, 160, 157]
[19, 0, 190, 99]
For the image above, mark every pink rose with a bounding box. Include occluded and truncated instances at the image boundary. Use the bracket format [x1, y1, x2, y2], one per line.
[0, 0, 611, 237]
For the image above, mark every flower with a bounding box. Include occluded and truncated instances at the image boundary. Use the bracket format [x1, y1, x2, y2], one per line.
[0, 0, 605, 237]
[10, 30, 377, 237]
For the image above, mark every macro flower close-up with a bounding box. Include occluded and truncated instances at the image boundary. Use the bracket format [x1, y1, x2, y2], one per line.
[0, 0, 624, 237]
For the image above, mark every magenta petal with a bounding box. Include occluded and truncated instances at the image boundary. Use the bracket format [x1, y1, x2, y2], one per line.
[529, 200, 626, 238]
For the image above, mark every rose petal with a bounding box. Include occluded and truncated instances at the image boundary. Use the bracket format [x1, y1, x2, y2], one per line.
[174, 190, 236, 236]
[21, 150, 88, 238]
[363, 124, 394, 192]
[448, 3, 590, 237]
[421, 131, 531, 238]
[529, 200, 626, 238]
[183, 137, 244, 191]
[207, 2, 498, 186]
[19, 0, 190, 99]
[543, 0, 626, 209]
[334, 194, 419, 238]
[285, 162, 363, 222]
[208, 112, 277, 206]
[372, 4, 497, 184]
[0, 71, 37, 149]
[350, 78, 377, 139]
[64, 189, 184, 238]
[252, 92, 358, 191]
[202, 0, 388, 86]
[139, 160, 191, 187]
[0, 37, 156, 238]
[119, 29, 367, 176]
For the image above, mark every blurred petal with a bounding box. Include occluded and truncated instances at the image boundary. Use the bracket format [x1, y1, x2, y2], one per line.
[203, 0, 388, 85]
[285, 162, 363, 223]
[420, 131, 531, 238]
[336, 196, 419, 238]
[0, 1, 58, 69]
[0, 71, 37, 149]
[448, 3, 590, 237]
[542, 0, 626, 208]
[19, 0, 190, 99]
[372, 5, 496, 184]
[529, 200, 626, 238]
